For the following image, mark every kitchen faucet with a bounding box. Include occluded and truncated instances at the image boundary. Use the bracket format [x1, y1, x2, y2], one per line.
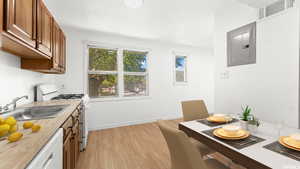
[0, 95, 29, 113]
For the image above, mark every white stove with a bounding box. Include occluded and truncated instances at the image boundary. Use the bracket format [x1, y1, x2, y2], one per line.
[34, 84, 89, 151]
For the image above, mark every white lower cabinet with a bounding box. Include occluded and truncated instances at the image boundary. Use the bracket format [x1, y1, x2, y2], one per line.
[26, 129, 63, 169]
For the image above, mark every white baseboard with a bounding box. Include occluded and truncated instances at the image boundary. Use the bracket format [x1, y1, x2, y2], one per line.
[88, 118, 158, 131]
[88, 115, 182, 131]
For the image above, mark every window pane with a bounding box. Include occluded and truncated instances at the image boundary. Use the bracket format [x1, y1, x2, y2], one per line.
[88, 74, 118, 97]
[124, 75, 147, 97]
[176, 56, 186, 82]
[176, 71, 185, 82]
[89, 48, 117, 71]
[123, 50, 147, 72]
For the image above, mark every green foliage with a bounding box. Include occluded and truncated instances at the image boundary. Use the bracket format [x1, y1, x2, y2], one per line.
[88, 74, 117, 97]
[88, 48, 148, 97]
[89, 74, 117, 87]
[241, 105, 251, 121]
[123, 50, 147, 72]
[89, 48, 117, 71]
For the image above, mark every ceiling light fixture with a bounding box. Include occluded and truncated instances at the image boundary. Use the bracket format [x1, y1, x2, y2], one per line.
[124, 0, 144, 9]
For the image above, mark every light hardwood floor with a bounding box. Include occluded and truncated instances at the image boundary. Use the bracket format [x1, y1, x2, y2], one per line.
[76, 120, 244, 169]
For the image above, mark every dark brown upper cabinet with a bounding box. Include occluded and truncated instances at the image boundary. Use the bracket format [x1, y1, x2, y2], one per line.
[0, 0, 66, 74]
[52, 20, 60, 70]
[5, 0, 36, 48]
[60, 30, 66, 72]
[37, 0, 52, 57]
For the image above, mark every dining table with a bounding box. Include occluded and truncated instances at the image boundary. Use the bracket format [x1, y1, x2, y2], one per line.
[179, 119, 300, 169]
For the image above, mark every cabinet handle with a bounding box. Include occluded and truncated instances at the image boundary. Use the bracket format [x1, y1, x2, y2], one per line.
[42, 153, 54, 169]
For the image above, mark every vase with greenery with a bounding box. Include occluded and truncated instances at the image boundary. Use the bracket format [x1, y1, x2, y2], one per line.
[241, 105, 251, 121]
[240, 105, 252, 130]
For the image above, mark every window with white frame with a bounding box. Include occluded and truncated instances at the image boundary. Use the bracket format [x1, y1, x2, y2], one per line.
[87, 46, 149, 98]
[174, 55, 187, 83]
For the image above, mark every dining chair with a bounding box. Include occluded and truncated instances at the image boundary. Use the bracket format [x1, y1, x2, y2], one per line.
[181, 100, 215, 156]
[157, 120, 228, 169]
[181, 100, 209, 121]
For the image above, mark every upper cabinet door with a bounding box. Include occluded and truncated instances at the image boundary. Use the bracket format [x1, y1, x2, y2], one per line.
[52, 20, 60, 69]
[60, 31, 66, 71]
[37, 0, 52, 57]
[6, 0, 36, 47]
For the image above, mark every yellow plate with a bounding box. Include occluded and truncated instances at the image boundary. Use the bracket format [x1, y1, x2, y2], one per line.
[207, 116, 232, 123]
[279, 136, 300, 151]
[213, 128, 250, 140]
[215, 128, 248, 138]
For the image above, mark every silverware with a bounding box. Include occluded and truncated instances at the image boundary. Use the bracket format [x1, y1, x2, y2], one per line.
[279, 150, 300, 160]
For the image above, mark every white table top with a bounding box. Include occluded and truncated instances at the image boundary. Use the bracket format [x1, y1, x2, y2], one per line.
[180, 120, 300, 169]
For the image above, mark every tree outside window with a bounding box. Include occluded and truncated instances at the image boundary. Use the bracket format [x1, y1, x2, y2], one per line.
[88, 47, 149, 98]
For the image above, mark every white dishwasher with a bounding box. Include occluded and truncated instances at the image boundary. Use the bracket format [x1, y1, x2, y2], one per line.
[26, 128, 63, 169]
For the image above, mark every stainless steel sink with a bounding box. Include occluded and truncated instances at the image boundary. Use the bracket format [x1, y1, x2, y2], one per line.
[2, 105, 69, 121]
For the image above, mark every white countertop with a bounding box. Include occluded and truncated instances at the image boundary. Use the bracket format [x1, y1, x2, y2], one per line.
[180, 120, 300, 169]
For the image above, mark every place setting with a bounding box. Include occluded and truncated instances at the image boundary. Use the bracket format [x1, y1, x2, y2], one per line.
[197, 113, 239, 127]
[202, 124, 265, 149]
[264, 133, 300, 161]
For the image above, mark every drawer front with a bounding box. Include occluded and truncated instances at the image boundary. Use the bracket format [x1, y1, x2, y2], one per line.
[26, 129, 63, 169]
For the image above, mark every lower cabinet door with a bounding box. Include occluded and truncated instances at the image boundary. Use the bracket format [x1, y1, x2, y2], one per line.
[74, 121, 80, 162]
[70, 136, 75, 169]
[26, 129, 63, 169]
[71, 120, 80, 169]
[63, 131, 72, 169]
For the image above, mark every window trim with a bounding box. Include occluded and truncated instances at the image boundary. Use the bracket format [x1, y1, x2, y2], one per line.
[172, 51, 188, 86]
[83, 41, 151, 101]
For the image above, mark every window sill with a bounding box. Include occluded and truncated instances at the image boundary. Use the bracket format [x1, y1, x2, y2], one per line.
[90, 96, 152, 103]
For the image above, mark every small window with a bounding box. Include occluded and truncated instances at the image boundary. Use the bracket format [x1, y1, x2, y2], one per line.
[174, 55, 187, 84]
[87, 46, 149, 99]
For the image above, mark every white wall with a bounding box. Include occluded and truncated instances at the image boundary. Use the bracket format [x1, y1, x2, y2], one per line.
[0, 51, 56, 106]
[214, 1, 299, 127]
[57, 26, 215, 130]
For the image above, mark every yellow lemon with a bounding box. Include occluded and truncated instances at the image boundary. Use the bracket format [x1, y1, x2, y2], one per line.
[8, 132, 23, 142]
[0, 116, 4, 125]
[0, 124, 10, 137]
[32, 125, 41, 133]
[0, 131, 8, 137]
[4, 116, 17, 126]
[9, 124, 18, 133]
[0, 124, 10, 133]
[23, 121, 34, 129]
